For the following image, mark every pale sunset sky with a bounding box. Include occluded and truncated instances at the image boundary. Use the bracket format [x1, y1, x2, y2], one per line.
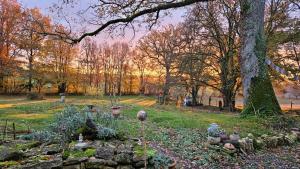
[19, 0, 188, 45]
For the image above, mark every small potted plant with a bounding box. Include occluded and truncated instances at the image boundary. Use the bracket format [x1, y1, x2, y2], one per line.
[111, 106, 121, 118]
[207, 123, 221, 144]
[110, 88, 121, 118]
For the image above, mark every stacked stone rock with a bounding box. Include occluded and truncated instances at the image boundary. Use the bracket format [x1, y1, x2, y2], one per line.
[0, 140, 154, 169]
[207, 126, 300, 155]
[64, 143, 149, 169]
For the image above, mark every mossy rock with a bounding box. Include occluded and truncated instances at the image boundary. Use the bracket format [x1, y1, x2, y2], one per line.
[253, 138, 264, 150]
[284, 133, 298, 145]
[0, 161, 20, 168]
[16, 141, 41, 151]
[66, 148, 96, 159]
[0, 146, 24, 162]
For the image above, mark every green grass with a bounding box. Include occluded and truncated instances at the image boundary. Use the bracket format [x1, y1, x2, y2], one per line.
[0, 95, 275, 137]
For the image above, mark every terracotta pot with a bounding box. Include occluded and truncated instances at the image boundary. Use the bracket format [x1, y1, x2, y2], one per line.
[168, 158, 177, 169]
[111, 106, 121, 117]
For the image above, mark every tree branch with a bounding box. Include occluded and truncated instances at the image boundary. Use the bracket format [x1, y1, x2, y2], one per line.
[47, 0, 209, 44]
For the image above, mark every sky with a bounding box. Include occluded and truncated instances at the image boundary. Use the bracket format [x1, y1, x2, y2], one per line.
[19, 0, 188, 46]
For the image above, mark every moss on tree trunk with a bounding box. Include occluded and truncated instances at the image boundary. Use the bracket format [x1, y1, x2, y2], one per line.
[240, 0, 281, 116]
[242, 76, 281, 116]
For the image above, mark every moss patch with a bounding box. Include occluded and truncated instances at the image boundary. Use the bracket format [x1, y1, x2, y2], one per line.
[65, 148, 96, 159]
[0, 161, 20, 168]
[134, 145, 157, 157]
[242, 75, 281, 117]
[15, 141, 41, 151]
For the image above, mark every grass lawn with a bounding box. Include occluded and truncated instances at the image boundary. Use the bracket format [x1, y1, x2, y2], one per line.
[0, 95, 273, 136]
[1, 95, 299, 168]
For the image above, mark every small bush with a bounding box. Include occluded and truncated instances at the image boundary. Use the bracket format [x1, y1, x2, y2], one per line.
[26, 93, 44, 100]
[97, 126, 116, 139]
[24, 130, 58, 142]
[149, 153, 172, 169]
[63, 150, 70, 160]
[20, 106, 119, 143]
[49, 106, 86, 141]
[134, 145, 157, 157]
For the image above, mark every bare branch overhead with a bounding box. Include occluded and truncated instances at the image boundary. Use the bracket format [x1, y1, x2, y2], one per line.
[46, 0, 210, 44]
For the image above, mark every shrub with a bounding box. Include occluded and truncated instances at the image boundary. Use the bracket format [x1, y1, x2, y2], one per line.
[20, 106, 119, 143]
[20, 130, 57, 142]
[49, 106, 86, 141]
[63, 150, 70, 160]
[97, 126, 116, 139]
[26, 93, 44, 100]
[149, 153, 172, 169]
[207, 123, 221, 137]
[95, 112, 116, 128]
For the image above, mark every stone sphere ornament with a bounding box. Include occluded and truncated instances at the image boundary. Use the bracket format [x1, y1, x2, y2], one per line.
[137, 110, 147, 121]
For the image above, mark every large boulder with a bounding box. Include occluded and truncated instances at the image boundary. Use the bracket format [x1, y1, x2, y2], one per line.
[116, 143, 133, 155]
[238, 137, 254, 153]
[85, 159, 117, 169]
[63, 157, 88, 166]
[115, 153, 132, 165]
[21, 157, 63, 169]
[95, 146, 115, 160]
[42, 144, 62, 155]
[265, 136, 279, 148]
[0, 147, 24, 161]
[285, 133, 298, 145]
[117, 165, 134, 169]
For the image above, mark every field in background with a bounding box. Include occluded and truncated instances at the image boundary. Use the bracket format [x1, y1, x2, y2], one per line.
[0, 95, 288, 138]
[200, 95, 300, 111]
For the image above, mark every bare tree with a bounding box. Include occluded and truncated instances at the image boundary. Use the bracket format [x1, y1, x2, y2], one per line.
[132, 50, 149, 95]
[138, 25, 183, 104]
[186, 0, 241, 110]
[47, 0, 284, 116]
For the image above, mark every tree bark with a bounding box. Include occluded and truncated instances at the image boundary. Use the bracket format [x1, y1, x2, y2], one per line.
[117, 66, 123, 96]
[240, 0, 281, 116]
[191, 86, 199, 106]
[28, 49, 33, 92]
[162, 67, 171, 104]
[139, 73, 145, 95]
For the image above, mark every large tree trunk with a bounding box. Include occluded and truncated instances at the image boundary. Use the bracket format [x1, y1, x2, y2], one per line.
[240, 0, 281, 116]
[162, 67, 171, 104]
[139, 73, 145, 95]
[28, 51, 33, 92]
[191, 86, 199, 106]
[117, 64, 123, 96]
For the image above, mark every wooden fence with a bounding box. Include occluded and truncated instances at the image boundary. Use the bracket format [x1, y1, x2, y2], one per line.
[0, 120, 31, 141]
